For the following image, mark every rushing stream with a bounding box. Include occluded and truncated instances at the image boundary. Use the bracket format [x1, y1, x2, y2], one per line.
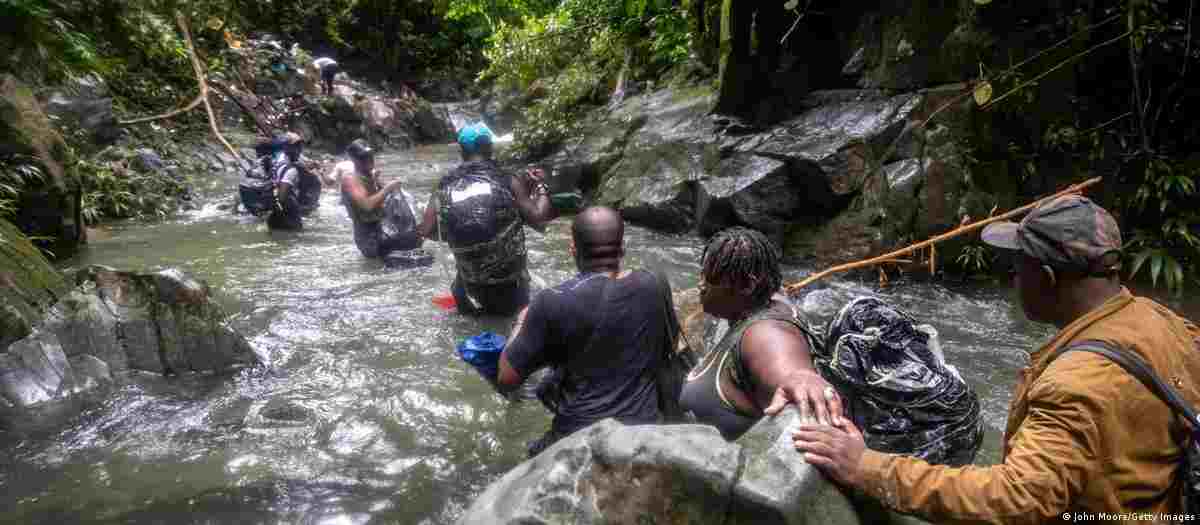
[4, 135, 1191, 524]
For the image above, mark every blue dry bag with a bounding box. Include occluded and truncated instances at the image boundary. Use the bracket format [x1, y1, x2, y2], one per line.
[457, 331, 506, 382]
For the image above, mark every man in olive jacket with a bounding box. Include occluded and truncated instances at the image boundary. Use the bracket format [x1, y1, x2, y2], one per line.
[788, 195, 1200, 524]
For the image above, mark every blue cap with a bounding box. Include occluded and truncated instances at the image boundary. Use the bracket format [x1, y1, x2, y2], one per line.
[457, 122, 494, 153]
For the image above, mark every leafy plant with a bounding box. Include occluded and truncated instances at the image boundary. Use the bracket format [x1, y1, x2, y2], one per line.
[955, 243, 993, 274]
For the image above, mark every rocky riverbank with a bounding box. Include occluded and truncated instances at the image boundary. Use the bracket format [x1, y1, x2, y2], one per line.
[0, 218, 260, 424]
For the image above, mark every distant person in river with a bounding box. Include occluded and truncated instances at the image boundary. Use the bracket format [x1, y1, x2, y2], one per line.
[267, 132, 322, 231]
[497, 206, 673, 457]
[679, 227, 840, 441]
[337, 139, 429, 268]
[416, 122, 553, 315]
[313, 57, 339, 95]
[792, 195, 1200, 524]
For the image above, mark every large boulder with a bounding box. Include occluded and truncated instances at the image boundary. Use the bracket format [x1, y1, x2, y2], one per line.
[300, 83, 454, 150]
[1, 74, 85, 258]
[592, 88, 719, 232]
[41, 73, 123, 146]
[0, 264, 260, 412]
[596, 140, 719, 233]
[587, 87, 920, 238]
[458, 407, 926, 524]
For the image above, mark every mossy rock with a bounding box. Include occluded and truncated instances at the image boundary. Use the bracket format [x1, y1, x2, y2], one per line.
[1, 74, 84, 258]
[0, 218, 68, 349]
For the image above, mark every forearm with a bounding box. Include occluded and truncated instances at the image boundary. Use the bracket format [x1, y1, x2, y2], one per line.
[858, 452, 1075, 525]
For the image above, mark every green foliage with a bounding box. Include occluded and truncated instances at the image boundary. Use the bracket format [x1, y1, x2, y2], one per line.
[0, 155, 47, 218]
[955, 243, 993, 274]
[478, 0, 694, 157]
[0, 0, 107, 83]
[1122, 157, 1200, 295]
[76, 154, 186, 225]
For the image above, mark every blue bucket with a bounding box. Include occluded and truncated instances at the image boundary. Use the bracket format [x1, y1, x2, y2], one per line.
[457, 331, 506, 382]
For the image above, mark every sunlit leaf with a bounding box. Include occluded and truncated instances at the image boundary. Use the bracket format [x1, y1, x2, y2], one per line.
[784, 0, 799, 10]
[1151, 253, 1164, 288]
[1129, 249, 1153, 280]
[974, 0, 992, 4]
[973, 81, 992, 105]
[206, 17, 224, 31]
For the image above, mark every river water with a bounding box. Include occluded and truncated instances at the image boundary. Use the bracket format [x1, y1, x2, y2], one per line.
[3, 138, 1188, 524]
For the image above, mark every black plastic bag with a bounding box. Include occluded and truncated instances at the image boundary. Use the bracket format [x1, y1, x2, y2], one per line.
[817, 296, 983, 466]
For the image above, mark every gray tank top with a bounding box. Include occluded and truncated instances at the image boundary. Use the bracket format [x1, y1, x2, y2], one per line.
[679, 301, 821, 441]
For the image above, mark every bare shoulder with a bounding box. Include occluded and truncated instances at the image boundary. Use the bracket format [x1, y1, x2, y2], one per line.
[742, 316, 806, 355]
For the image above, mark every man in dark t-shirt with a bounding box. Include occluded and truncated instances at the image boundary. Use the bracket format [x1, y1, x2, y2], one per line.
[498, 206, 670, 457]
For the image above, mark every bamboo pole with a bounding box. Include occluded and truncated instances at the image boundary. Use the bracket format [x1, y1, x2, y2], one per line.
[782, 176, 1103, 293]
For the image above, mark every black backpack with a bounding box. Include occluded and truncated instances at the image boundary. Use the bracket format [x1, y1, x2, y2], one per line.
[1051, 341, 1200, 515]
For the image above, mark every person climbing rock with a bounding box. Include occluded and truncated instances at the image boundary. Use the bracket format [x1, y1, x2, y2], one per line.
[679, 227, 838, 441]
[267, 132, 321, 231]
[497, 206, 672, 457]
[313, 57, 339, 95]
[416, 122, 554, 315]
[792, 195, 1200, 524]
[338, 139, 428, 268]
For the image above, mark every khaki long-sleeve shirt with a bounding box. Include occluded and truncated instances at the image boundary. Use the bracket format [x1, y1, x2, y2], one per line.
[858, 288, 1200, 524]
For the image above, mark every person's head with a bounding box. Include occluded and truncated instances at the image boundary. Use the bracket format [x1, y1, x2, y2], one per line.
[457, 122, 494, 161]
[570, 206, 625, 273]
[346, 139, 375, 174]
[699, 227, 782, 320]
[982, 194, 1123, 326]
[282, 132, 304, 161]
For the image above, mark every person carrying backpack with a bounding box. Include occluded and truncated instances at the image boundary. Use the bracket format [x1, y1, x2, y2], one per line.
[791, 195, 1200, 524]
[267, 132, 321, 231]
[416, 122, 554, 315]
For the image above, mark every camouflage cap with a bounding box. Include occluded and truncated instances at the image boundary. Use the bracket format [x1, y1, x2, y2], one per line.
[981, 194, 1122, 274]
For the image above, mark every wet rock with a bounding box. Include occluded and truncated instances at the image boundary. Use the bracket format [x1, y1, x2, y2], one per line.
[459, 407, 923, 524]
[42, 73, 123, 146]
[300, 84, 453, 150]
[595, 141, 718, 233]
[724, 91, 922, 197]
[261, 399, 314, 423]
[69, 354, 113, 391]
[208, 396, 254, 428]
[1, 263, 259, 412]
[133, 148, 166, 173]
[541, 115, 642, 195]
[1, 74, 85, 258]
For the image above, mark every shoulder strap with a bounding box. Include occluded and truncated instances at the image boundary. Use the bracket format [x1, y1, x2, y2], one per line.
[1052, 341, 1200, 431]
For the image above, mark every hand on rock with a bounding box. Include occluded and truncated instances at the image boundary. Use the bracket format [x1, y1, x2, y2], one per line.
[792, 419, 867, 489]
[763, 370, 844, 427]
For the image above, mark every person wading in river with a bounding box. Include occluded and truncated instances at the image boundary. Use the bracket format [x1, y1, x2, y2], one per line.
[416, 122, 553, 315]
[680, 227, 841, 441]
[337, 139, 424, 265]
[791, 195, 1200, 524]
[497, 206, 671, 457]
[267, 132, 321, 231]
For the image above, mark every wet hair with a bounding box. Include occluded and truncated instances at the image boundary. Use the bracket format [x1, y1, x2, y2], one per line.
[701, 227, 782, 306]
[572, 206, 624, 271]
[347, 139, 374, 161]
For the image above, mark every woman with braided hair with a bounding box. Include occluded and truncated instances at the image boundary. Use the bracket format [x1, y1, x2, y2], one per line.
[680, 227, 844, 440]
